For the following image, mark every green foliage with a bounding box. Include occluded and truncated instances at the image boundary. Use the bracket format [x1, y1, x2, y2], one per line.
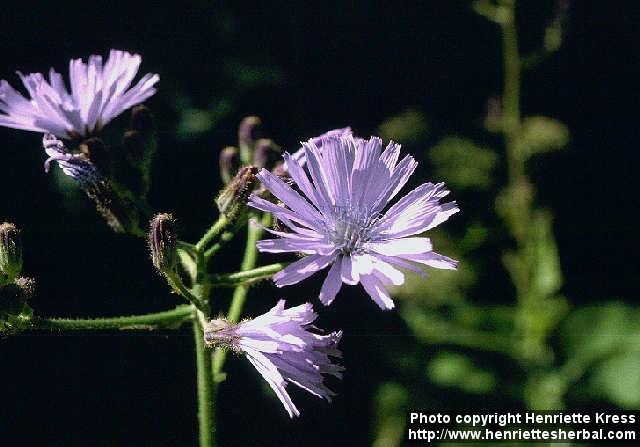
[177, 100, 233, 140]
[590, 352, 640, 408]
[560, 302, 640, 408]
[372, 383, 409, 447]
[523, 372, 568, 410]
[427, 352, 496, 394]
[429, 137, 498, 189]
[377, 109, 429, 144]
[224, 62, 284, 88]
[518, 116, 569, 157]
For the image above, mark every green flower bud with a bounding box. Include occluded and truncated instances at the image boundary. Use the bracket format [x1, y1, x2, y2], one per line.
[0, 223, 23, 282]
[148, 213, 178, 273]
[216, 166, 259, 219]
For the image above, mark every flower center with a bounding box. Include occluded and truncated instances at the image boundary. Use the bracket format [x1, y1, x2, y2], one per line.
[324, 205, 379, 255]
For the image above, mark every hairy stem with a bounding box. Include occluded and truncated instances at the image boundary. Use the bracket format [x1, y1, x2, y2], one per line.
[193, 314, 216, 446]
[196, 216, 230, 252]
[32, 305, 193, 331]
[210, 263, 287, 287]
[166, 271, 210, 315]
[212, 213, 268, 380]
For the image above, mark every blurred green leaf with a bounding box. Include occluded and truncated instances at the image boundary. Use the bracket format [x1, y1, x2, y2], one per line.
[459, 223, 489, 252]
[429, 137, 498, 190]
[590, 352, 640, 408]
[560, 301, 640, 407]
[519, 116, 569, 157]
[401, 304, 513, 355]
[373, 382, 409, 447]
[378, 109, 429, 144]
[427, 352, 496, 394]
[561, 302, 640, 361]
[524, 372, 568, 410]
[176, 99, 232, 140]
[178, 108, 215, 136]
[224, 62, 284, 88]
[530, 210, 563, 299]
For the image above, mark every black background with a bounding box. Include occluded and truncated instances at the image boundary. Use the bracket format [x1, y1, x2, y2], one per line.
[1, 1, 638, 445]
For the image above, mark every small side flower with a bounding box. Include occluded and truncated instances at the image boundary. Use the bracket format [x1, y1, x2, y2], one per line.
[0, 49, 159, 138]
[204, 300, 343, 417]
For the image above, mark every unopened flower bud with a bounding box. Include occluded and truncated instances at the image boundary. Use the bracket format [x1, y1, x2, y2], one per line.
[253, 139, 282, 170]
[148, 213, 178, 272]
[0, 223, 22, 282]
[219, 146, 240, 184]
[216, 166, 259, 218]
[238, 116, 262, 163]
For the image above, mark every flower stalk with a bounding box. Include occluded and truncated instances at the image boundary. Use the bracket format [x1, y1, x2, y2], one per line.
[32, 305, 193, 331]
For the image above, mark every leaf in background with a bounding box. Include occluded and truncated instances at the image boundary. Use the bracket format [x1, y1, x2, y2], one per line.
[519, 116, 569, 157]
[590, 351, 640, 408]
[427, 352, 496, 394]
[378, 109, 429, 144]
[530, 210, 563, 299]
[524, 372, 568, 409]
[560, 301, 640, 408]
[372, 383, 409, 447]
[429, 137, 498, 190]
[224, 62, 285, 88]
[561, 302, 640, 361]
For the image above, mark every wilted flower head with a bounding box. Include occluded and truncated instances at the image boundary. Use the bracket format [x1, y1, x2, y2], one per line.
[42, 134, 102, 188]
[204, 300, 343, 417]
[250, 132, 459, 310]
[0, 49, 159, 139]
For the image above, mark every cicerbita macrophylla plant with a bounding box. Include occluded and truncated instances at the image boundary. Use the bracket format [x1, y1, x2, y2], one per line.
[204, 300, 343, 418]
[0, 49, 159, 139]
[249, 132, 459, 310]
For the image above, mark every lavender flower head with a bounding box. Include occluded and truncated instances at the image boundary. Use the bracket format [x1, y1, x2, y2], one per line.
[42, 134, 102, 188]
[204, 300, 343, 417]
[288, 127, 352, 166]
[0, 50, 159, 139]
[250, 132, 459, 310]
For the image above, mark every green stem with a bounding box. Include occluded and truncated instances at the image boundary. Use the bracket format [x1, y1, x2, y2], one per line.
[193, 313, 216, 446]
[212, 213, 268, 380]
[32, 305, 193, 331]
[210, 263, 287, 287]
[204, 231, 234, 260]
[196, 216, 229, 252]
[500, 0, 524, 184]
[166, 271, 210, 315]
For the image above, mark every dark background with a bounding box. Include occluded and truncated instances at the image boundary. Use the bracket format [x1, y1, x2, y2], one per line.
[1, 1, 637, 445]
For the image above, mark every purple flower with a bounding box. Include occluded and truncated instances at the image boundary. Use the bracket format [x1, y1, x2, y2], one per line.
[0, 50, 159, 139]
[42, 134, 102, 188]
[204, 300, 343, 417]
[288, 127, 352, 166]
[249, 133, 459, 310]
